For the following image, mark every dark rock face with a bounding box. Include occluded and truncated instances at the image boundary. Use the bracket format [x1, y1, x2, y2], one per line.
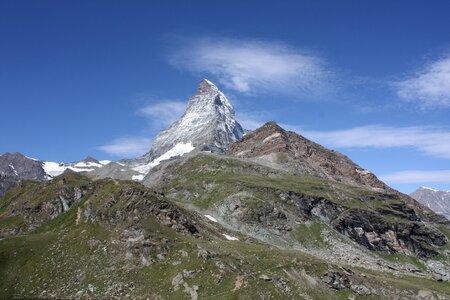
[218, 184, 446, 258]
[333, 209, 446, 257]
[227, 122, 388, 190]
[0, 152, 47, 196]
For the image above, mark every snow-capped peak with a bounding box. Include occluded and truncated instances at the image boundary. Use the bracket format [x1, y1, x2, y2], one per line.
[127, 79, 244, 174]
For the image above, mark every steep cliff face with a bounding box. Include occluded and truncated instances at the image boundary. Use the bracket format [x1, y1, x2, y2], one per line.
[149, 79, 244, 157]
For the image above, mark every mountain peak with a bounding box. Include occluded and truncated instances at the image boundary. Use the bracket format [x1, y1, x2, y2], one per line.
[197, 79, 219, 94]
[82, 156, 99, 164]
[125, 79, 244, 174]
[259, 121, 285, 133]
[228, 122, 388, 190]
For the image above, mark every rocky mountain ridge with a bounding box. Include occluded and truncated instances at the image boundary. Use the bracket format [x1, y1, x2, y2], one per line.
[227, 122, 387, 190]
[0, 152, 110, 196]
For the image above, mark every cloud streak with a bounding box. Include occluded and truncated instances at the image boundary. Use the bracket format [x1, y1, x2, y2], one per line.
[395, 54, 450, 107]
[169, 37, 331, 95]
[298, 125, 450, 159]
[98, 137, 152, 157]
[380, 170, 450, 184]
[139, 101, 186, 127]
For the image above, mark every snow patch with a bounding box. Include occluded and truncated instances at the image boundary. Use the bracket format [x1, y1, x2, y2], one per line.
[8, 164, 18, 176]
[43, 161, 95, 177]
[222, 234, 239, 241]
[132, 142, 195, 174]
[99, 160, 111, 165]
[74, 161, 103, 168]
[422, 186, 438, 192]
[43, 162, 68, 177]
[132, 174, 145, 181]
[204, 215, 218, 222]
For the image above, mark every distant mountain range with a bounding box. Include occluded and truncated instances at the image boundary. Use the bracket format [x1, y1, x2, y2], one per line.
[0, 152, 110, 196]
[410, 187, 450, 220]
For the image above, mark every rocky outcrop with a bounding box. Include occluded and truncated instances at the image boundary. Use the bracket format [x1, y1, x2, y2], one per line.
[333, 208, 446, 257]
[76, 186, 199, 236]
[0, 171, 200, 239]
[0, 173, 92, 236]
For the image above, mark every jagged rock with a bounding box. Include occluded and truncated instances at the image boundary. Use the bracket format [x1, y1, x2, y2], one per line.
[259, 274, 272, 281]
[321, 267, 352, 290]
[172, 272, 184, 291]
[351, 284, 371, 296]
[197, 247, 209, 261]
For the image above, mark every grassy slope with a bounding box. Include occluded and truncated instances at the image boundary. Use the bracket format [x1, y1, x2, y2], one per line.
[0, 165, 450, 298]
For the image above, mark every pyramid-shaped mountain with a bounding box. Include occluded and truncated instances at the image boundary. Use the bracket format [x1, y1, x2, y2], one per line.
[127, 79, 244, 174]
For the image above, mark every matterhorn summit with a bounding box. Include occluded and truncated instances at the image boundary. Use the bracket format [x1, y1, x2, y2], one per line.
[127, 79, 244, 174]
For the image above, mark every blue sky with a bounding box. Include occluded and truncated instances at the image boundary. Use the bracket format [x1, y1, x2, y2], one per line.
[1, 0, 450, 193]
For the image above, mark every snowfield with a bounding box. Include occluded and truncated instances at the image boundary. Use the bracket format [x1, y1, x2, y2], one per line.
[132, 142, 195, 174]
[222, 234, 239, 241]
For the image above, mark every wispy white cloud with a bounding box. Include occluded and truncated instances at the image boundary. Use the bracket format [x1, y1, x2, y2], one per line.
[139, 100, 186, 127]
[295, 125, 450, 159]
[98, 137, 152, 157]
[380, 170, 450, 184]
[169, 37, 331, 95]
[395, 54, 450, 107]
[236, 112, 269, 130]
